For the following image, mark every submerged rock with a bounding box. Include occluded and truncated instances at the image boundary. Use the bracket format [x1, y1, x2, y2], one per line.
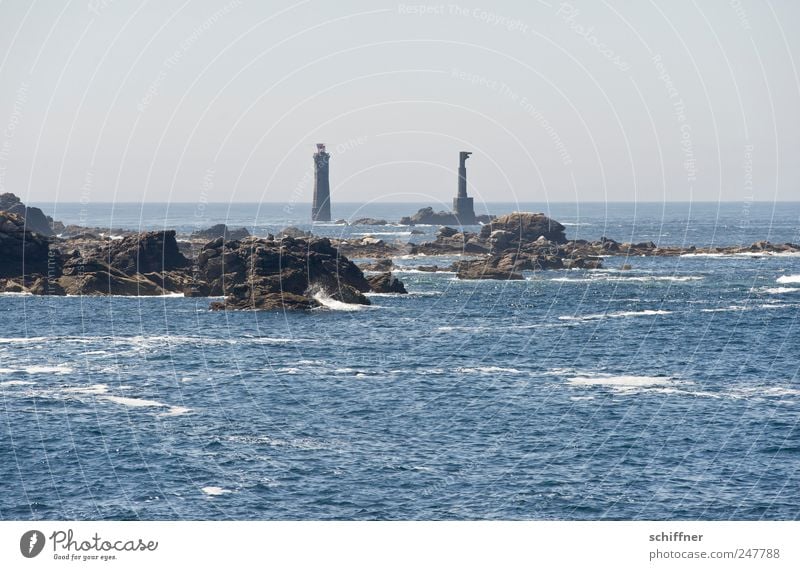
[351, 217, 387, 226]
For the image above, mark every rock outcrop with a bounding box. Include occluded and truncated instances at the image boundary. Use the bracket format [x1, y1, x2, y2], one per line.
[191, 224, 250, 241]
[200, 236, 379, 311]
[0, 193, 58, 236]
[399, 207, 493, 226]
[53, 230, 190, 295]
[479, 212, 567, 245]
[367, 272, 408, 293]
[0, 211, 52, 278]
[351, 218, 387, 225]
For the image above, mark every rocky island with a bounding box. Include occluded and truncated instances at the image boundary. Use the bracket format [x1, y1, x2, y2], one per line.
[2, 194, 798, 309]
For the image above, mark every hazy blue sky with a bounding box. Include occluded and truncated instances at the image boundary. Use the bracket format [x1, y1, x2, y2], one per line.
[0, 0, 798, 205]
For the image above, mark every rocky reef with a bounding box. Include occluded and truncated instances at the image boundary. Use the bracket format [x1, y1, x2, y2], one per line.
[399, 206, 494, 226]
[3, 200, 799, 302]
[0, 213, 408, 309]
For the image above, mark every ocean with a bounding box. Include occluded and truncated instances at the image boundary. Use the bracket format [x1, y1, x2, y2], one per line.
[1, 201, 798, 520]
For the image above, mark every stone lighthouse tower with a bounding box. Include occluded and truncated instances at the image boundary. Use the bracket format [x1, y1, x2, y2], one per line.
[452, 151, 476, 224]
[312, 143, 331, 222]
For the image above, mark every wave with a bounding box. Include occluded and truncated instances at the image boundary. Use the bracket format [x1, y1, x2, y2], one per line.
[312, 291, 369, 311]
[701, 305, 748, 313]
[777, 274, 800, 284]
[391, 268, 455, 274]
[566, 374, 676, 388]
[352, 231, 413, 236]
[559, 309, 671, 322]
[60, 383, 190, 416]
[201, 486, 232, 496]
[680, 251, 800, 258]
[762, 287, 800, 294]
[0, 380, 35, 387]
[0, 336, 48, 344]
[550, 275, 702, 283]
[245, 336, 317, 344]
[456, 366, 523, 374]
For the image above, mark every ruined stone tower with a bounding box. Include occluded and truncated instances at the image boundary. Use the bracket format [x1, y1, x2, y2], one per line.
[452, 151, 476, 224]
[312, 143, 331, 222]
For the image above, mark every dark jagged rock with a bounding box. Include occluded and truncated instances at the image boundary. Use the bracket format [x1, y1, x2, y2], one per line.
[367, 272, 408, 294]
[191, 224, 250, 242]
[351, 217, 387, 226]
[197, 236, 372, 311]
[0, 211, 52, 278]
[399, 206, 493, 226]
[101, 230, 189, 276]
[479, 212, 567, 244]
[0, 193, 57, 236]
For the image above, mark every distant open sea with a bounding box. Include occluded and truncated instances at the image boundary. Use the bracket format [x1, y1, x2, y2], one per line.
[2, 201, 799, 520]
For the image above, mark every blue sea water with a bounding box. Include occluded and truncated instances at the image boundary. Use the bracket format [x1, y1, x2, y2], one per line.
[1, 202, 799, 520]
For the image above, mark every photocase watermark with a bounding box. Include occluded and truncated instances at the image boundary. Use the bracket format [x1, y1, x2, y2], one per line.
[451, 69, 573, 166]
[0, 81, 29, 194]
[652, 54, 696, 183]
[137, 0, 242, 112]
[729, 0, 752, 32]
[18, 528, 159, 561]
[20, 530, 45, 558]
[739, 143, 754, 240]
[190, 167, 215, 287]
[555, 3, 631, 72]
[396, 4, 529, 33]
[87, 0, 116, 17]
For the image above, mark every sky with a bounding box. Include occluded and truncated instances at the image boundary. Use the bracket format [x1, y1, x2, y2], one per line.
[0, 0, 798, 205]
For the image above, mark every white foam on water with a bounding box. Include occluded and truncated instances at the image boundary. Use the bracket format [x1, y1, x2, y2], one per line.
[559, 309, 671, 321]
[0, 368, 15, 374]
[201, 486, 231, 496]
[247, 336, 316, 344]
[64, 384, 109, 395]
[681, 252, 800, 258]
[353, 231, 412, 236]
[159, 406, 191, 417]
[0, 336, 48, 344]
[275, 367, 300, 374]
[312, 291, 368, 311]
[570, 395, 595, 401]
[457, 366, 523, 374]
[0, 380, 35, 387]
[701, 306, 748, 313]
[0, 291, 32, 296]
[102, 395, 166, 408]
[551, 275, 701, 283]
[762, 287, 800, 294]
[567, 374, 679, 392]
[24, 364, 74, 374]
[392, 268, 456, 274]
[777, 274, 800, 284]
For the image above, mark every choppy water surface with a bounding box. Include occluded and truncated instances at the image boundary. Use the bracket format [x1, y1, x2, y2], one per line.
[2, 202, 799, 520]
